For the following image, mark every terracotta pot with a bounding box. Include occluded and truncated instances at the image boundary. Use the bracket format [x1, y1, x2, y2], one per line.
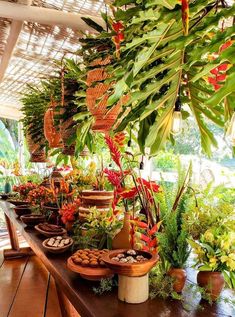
[168, 268, 187, 293]
[112, 212, 132, 249]
[44, 105, 62, 148]
[197, 271, 225, 301]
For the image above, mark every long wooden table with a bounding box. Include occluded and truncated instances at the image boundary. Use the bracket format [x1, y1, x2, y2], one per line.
[1, 201, 234, 317]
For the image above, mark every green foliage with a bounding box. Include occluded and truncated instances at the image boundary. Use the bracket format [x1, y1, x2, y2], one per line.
[93, 278, 117, 295]
[152, 150, 177, 171]
[149, 260, 181, 300]
[183, 183, 235, 239]
[156, 162, 192, 267]
[108, 1, 235, 156]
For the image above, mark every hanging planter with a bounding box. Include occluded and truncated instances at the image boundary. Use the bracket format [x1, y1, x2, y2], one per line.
[60, 116, 76, 156]
[86, 56, 128, 133]
[44, 100, 62, 148]
[26, 133, 46, 163]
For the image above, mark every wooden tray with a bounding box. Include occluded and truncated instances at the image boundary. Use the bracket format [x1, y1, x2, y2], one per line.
[42, 237, 73, 254]
[67, 257, 113, 281]
[34, 224, 67, 237]
[102, 249, 158, 277]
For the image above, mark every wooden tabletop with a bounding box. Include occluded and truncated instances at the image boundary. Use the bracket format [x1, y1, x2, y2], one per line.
[1, 201, 234, 317]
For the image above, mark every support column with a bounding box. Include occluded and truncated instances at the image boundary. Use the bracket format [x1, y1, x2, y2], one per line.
[18, 121, 25, 175]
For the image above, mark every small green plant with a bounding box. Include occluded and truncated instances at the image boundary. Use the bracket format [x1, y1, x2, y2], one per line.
[149, 260, 181, 300]
[93, 278, 118, 295]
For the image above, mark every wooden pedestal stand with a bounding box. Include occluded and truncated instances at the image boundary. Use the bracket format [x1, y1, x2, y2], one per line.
[102, 249, 158, 304]
[118, 273, 149, 304]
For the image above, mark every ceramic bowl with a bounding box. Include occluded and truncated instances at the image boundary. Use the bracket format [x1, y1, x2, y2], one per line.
[20, 214, 46, 227]
[102, 249, 158, 277]
[42, 236, 73, 254]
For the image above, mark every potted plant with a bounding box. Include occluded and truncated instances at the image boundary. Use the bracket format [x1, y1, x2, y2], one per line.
[188, 227, 235, 301]
[156, 163, 192, 293]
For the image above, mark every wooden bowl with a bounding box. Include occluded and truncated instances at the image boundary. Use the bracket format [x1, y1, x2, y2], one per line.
[8, 200, 29, 206]
[34, 224, 67, 237]
[67, 257, 113, 281]
[14, 205, 31, 217]
[42, 236, 73, 254]
[20, 214, 46, 227]
[102, 249, 158, 277]
[0, 193, 10, 200]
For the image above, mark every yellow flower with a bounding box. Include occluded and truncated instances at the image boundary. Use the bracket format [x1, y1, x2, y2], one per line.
[209, 256, 217, 267]
[204, 230, 214, 243]
[221, 253, 235, 271]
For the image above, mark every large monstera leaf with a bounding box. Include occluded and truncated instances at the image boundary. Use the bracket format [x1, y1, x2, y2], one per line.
[108, 0, 235, 156]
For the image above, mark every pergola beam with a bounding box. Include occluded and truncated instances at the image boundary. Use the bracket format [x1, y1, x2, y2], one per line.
[0, 105, 22, 121]
[0, 0, 33, 83]
[0, 1, 105, 32]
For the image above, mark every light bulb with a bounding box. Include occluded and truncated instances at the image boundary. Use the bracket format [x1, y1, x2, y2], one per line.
[171, 110, 183, 135]
[226, 112, 235, 146]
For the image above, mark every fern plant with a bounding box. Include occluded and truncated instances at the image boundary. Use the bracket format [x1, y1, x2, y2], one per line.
[156, 162, 192, 268]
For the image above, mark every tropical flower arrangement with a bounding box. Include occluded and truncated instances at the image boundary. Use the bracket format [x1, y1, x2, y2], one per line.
[104, 134, 161, 253]
[59, 200, 80, 225]
[81, 207, 122, 249]
[13, 182, 37, 200]
[27, 186, 49, 207]
[188, 228, 235, 272]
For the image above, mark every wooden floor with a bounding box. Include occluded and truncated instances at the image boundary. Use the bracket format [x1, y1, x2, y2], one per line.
[0, 251, 62, 317]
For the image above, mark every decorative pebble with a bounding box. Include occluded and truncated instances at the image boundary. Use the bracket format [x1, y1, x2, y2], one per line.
[119, 258, 128, 263]
[112, 257, 120, 262]
[127, 249, 137, 255]
[117, 253, 125, 259]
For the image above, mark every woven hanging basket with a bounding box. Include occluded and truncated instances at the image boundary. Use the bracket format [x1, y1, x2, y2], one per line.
[44, 103, 62, 148]
[86, 56, 128, 133]
[60, 116, 76, 156]
[26, 133, 46, 163]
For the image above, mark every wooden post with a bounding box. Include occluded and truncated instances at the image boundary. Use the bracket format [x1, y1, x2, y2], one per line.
[4, 214, 32, 259]
[118, 273, 149, 304]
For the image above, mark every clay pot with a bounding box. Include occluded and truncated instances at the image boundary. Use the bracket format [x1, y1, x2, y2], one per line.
[197, 271, 225, 301]
[112, 212, 132, 249]
[168, 268, 187, 293]
[44, 105, 62, 148]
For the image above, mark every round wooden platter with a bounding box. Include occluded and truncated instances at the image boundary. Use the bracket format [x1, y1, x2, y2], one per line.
[42, 237, 73, 254]
[67, 257, 113, 281]
[102, 249, 158, 277]
[34, 224, 67, 237]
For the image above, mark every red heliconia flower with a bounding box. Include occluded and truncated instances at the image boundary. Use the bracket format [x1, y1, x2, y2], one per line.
[218, 63, 228, 72]
[112, 21, 124, 33]
[104, 168, 122, 187]
[114, 132, 126, 148]
[137, 178, 160, 193]
[119, 187, 138, 199]
[219, 40, 233, 53]
[105, 135, 122, 168]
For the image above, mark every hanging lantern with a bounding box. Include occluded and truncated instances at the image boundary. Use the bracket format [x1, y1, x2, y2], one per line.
[44, 100, 62, 148]
[171, 98, 183, 135]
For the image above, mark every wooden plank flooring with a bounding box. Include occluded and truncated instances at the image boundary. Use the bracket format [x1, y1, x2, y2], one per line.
[0, 252, 62, 317]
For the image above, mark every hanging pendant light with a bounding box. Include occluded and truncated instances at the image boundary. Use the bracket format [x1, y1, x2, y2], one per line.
[226, 112, 235, 146]
[171, 98, 183, 135]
